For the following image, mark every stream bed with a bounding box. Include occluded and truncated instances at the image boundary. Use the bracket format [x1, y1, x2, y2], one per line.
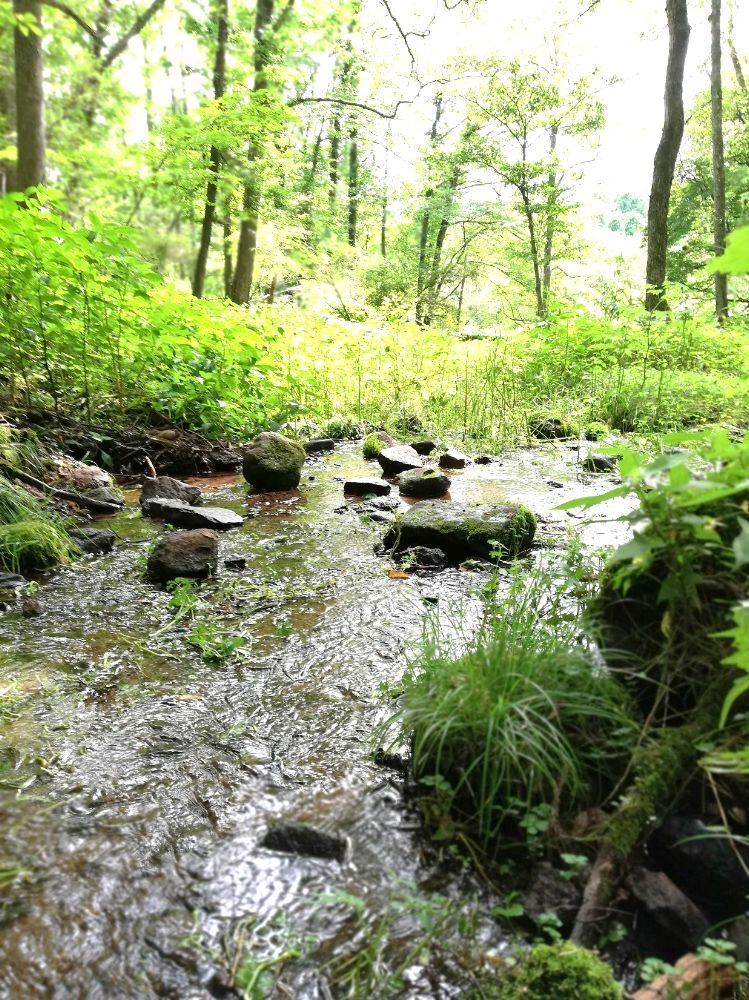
[0, 442, 633, 999]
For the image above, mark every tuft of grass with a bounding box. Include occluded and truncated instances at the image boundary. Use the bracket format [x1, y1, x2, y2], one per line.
[0, 520, 74, 573]
[378, 565, 634, 849]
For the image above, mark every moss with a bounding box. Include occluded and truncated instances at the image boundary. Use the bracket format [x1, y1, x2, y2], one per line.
[391, 500, 536, 560]
[585, 420, 609, 441]
[482, 943, 621, 1000]
[363, 432, 385, 459]
[529, 413, 580, 440]
[0, 520, 74, 573]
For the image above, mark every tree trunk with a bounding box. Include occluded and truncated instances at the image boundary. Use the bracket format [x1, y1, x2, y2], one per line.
[347, 131, 358, 246]
[416, 96, 443, 325]
[521, 187, 545, 318]
[223, 220, 233, 297]
[381, 144, 388, 257]
[329, 113, 341, 213]
[727, 0, 746, 91]
[711, 0, 728, 320]
[645, 0, 690, 311]
[542, 123, 559, 313]
[192, 0, 229, 299]
[13, 0, 45, 191]
[230, 0, 275, 305]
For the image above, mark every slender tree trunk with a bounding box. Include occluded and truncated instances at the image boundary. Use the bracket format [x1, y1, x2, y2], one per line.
[192, 0, 229, 298]
[424, 166, 461, 325]
[329, 113, 341, 215]
[710, 0, 728, 319]
[223, 220, 233, 297]
[727, 0, 746, 91]
[645, 0, 690, 311]
[542, 123, 559, 313]
[347, 131, 358, 246]
[230, 0, 275, 305]
[416, 96, 443, 325]
[381, 144, 388, 256]
[13, 0, 45, 191]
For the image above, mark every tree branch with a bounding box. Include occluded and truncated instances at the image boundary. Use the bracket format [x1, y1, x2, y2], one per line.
[40, 0, 100, 40]
[101, 0, 167, 69]
[379, 0, 427, 74]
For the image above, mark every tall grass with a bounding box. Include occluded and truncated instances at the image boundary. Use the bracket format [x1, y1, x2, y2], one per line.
[378, 564, 634, 849]
[0, 478, 73, 573]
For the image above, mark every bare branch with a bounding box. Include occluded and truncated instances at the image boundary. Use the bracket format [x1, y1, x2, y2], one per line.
[40, 0, 100, 40]
[378, 0, 427, 75]
[101, 0, 167, 69]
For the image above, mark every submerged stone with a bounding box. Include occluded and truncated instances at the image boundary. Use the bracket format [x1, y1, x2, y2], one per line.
[377, 445, 422, 476]
[147, 528, 219, 581]
[140, 475, 201, 506]
[343, 477, 391, 497]
[583, 454, 617, 473]
[141, 497, 242, 531]
[399, 545, 446, 568]
[68, 527, 116, 554]
[396, 467, 450, 498]
[384, 499, 536, 561]
[242, 431, 306, 491]
[261, 822, 347, 862]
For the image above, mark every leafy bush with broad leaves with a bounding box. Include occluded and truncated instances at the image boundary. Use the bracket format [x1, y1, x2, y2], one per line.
[0, 189, 295, 436]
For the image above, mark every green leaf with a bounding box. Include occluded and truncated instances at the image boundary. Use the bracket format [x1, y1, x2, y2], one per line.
[708, 226, 749, 276]
[732, 518, 749, 569]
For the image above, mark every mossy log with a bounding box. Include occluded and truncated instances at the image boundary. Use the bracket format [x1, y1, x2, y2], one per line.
[571, 690, 722, 948]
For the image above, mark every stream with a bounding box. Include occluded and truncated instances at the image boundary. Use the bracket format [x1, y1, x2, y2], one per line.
[0, 442, 633, 999]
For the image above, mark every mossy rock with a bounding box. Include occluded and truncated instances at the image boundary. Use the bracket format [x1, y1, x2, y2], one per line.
[480, 942, 621, 1000]
[585, 420, 610, 441]
[529, 414, 579, 440]
[242, 432, 305, 491]
[363, 430, 394, 459]
[384, 500, 536, 561]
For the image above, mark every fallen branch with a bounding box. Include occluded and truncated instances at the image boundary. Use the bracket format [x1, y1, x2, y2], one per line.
[0, 462, 123, 515]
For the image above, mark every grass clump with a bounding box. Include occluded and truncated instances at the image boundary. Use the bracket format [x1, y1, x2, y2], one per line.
[379, 565, 633, 850]
[363, 431, 387, 459]
[480, 942, 622, 1000]
[0, 477, 73, 573]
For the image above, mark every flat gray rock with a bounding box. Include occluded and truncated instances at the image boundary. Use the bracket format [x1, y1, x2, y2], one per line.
[439, 449, 470, 469]
[140, 475, 201, 506]
[377, 446, 422, 476]
[397, 467, 450, 498]
[344, 477, 391, 496]
[147, 529, 219, 581]
[142, 497, 242, 530]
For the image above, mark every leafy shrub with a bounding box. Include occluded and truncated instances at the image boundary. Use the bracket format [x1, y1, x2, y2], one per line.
[379, 565, 633, 848]
[323, 415, 362, 440]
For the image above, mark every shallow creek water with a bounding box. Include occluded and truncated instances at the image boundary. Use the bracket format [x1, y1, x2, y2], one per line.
[0, 443, 634, 999]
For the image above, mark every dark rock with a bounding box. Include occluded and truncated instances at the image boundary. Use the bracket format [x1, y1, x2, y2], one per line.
[140, 475, 202, 507]
[344, 477, 392, 497]
[242, 432, 305, 491]
[82, 485, 124, 506]
[261, 822, 347, 862]
[0, 573, 29, 589]
[21, 596, 41, 617]
[439, 449, 470, 469]
[400, 546, 446, 568]
[397, 467, 450, 498]
[583, 454, 617, 473]
[377, 446, 422, 476]
[374, 748, 408, 772]
[147, 529, 219, 582]
[531, 417, 576, 440]
[522, 862, 582, 933]
[627, 867, 709, 950]
[475, 455, 494, 465]
[68, 527, 116, 555]
[547, 480, 565, 489]
[364, 496, 399, 511]
[383, 500, 536, 561]
[304, 438, 335, 454]
[648, 816, 749, 918]
[224, 556, 247, 570]
[141, 498, 243, 531]
[368, 511, 395, 524]
[411, 440, 437, 456]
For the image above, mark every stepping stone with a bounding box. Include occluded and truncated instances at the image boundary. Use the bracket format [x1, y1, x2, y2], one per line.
[142, 497, 243, 530]
[439, 449, 470, 469]
[397, 466, 450, 498]
[344, 477, 391, 496]
[411, 439, 437, 455]
[140, 475, 201, 506]
[377, 446, 422, 476]
[147, 529, 218, 581]
[304, 438, 336, 453]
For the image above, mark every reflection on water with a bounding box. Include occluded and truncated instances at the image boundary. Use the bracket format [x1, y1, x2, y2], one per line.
[0, 441, 633, 998]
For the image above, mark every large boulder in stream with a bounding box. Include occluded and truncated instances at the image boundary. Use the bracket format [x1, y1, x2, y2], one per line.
[396, 466, 450, 498]
[147, 528, 219, 581]
[242, 432, 305, 491]
[140, 475, 201, 506]
[384, 500, 536, 561]
[377, 445, 422, 476]
[141, 497, 243, 531]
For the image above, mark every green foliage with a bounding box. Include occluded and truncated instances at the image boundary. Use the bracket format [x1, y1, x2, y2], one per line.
[0, 521, 73, 574]
[485, 942, 622, 1000]
[710, 225, 749, 276]
[378, 562, 634, 849]
[362, 431, 386, 458]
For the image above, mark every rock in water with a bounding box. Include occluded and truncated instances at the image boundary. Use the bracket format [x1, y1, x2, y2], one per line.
[384, 500, 536, 561]
[626, 867, 710, 951]
[141, 497, 242, 531]
[399, 546, 446, 568]
[583, 454, 617, 473]
[397, 467, 450, 498]
[377, 446, 422, 476]
[242, 432, 306, 491]
[140, 475, 202, 506]
[344, 477, 392, 496]
[261, 822, 347, 861]
[68, 527, 116, 554]
[147, 529, 219, 581]
[411, 440, 437, 456]
[304, 438, 336, 454]
[439, 449, 469, 469]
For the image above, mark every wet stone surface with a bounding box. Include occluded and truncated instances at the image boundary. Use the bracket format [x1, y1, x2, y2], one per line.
[0, 442, 633, 998]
